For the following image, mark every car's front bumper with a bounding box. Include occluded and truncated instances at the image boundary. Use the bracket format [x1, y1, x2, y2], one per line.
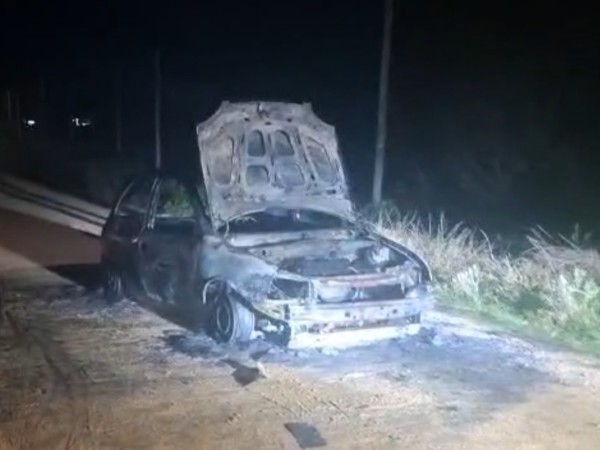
[255, 289, 434, 329]
[281, 295, 434, 348]
[287, 295, 434, 328]
[252, 290, 434, 348]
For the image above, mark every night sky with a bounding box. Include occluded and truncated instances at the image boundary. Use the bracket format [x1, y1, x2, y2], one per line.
[2, 1, 598, 218]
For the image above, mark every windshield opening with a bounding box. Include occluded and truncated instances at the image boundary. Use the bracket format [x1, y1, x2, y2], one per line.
[221, 208, 347, 234]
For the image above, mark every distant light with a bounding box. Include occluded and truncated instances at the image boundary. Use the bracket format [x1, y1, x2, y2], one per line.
[24, 119, 36, 127]
[72, 117, 92, 127]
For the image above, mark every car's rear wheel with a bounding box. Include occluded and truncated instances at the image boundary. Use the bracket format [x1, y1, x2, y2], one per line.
[103, 264, 126, 304]
[407, 313, 421, 324]
[207, 283, 255, 344]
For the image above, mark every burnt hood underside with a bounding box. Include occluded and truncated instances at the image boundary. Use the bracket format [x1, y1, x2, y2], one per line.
[196, 101, 354, 228]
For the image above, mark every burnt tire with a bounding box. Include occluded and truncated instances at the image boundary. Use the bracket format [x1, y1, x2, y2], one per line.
[407, 313, 421, 324]
[208, 287, 255, 344]
[103, 264, 125, 305]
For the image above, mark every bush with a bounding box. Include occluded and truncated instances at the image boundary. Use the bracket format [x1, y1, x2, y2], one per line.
[370, 205, 600, 353]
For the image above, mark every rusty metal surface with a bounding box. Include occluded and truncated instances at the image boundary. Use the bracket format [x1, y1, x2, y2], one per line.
[102, 101, 434, 345]
[196, 101, 354, 228]
[286, 297, 434, 324]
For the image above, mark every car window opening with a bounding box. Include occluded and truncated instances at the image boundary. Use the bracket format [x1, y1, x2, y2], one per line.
[223, 208, 345, 234]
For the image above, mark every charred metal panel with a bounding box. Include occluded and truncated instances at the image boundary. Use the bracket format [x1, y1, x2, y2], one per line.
[102, 102, 435, 346]
[197, 236, 278, 301]
[196, 102, 354, 228]
[286, 296, 433, 327]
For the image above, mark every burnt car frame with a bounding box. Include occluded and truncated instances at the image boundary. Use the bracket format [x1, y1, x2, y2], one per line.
[101, 101, 434, 345]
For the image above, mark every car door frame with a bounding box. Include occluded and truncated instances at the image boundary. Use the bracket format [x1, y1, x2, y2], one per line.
[136, 175, 208, 305]
[101, 174, 159, 293]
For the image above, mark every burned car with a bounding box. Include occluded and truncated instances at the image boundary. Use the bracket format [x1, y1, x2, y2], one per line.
[101, 101, 433, 345]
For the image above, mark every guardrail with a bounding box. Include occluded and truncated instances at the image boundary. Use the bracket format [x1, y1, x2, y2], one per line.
[0, 174, 110, 237]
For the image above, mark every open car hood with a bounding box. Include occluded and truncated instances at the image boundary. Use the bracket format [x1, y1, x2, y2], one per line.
[196, 101, 354, 228]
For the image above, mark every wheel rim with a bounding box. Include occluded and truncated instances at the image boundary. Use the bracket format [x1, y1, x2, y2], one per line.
[107, 270, 120, 294]
[214, 296, 233, 338]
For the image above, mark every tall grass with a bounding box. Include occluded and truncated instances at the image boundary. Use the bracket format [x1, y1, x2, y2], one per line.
[370, 206, 600, 353]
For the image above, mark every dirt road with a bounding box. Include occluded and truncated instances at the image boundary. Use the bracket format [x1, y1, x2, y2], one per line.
[1, 208, 600, 449]
[0, 208, 99, 289]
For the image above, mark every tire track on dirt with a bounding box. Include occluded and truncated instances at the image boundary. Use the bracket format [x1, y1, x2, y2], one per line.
[3, 310, 93, 449]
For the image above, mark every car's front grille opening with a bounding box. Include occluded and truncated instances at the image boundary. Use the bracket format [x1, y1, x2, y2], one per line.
[318, 283, 407, 303]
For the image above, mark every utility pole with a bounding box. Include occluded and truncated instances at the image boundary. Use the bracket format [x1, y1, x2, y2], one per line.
[39, 78, 47, 137]
[154, 48, 162, 170]
[67, 83, 75, 143]
[115, 67, 122, 155]
[15, 93, 21, 141]
[372, 0, 394, 205]
[5, 90, 12, 122]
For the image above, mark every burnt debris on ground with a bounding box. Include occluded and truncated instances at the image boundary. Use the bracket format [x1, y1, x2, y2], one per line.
[284, 422, 328, 449]
[2, 285, 555, 426]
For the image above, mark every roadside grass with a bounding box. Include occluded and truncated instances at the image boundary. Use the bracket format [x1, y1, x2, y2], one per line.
[369, 205, 600, 355]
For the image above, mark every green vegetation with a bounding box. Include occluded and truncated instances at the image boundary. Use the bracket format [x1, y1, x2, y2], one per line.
[371, 205, 600, 354]
[161, 191, 195, 217]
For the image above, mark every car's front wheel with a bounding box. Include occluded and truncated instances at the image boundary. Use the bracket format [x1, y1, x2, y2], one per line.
[207, 283, 255, 344]
[103, 264, 126, 304]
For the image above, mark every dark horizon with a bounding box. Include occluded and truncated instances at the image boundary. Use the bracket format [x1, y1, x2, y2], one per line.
[1, 0, 598, 229]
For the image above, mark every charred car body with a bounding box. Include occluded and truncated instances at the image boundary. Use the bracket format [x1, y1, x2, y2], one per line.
[101, 101, 434, 345]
